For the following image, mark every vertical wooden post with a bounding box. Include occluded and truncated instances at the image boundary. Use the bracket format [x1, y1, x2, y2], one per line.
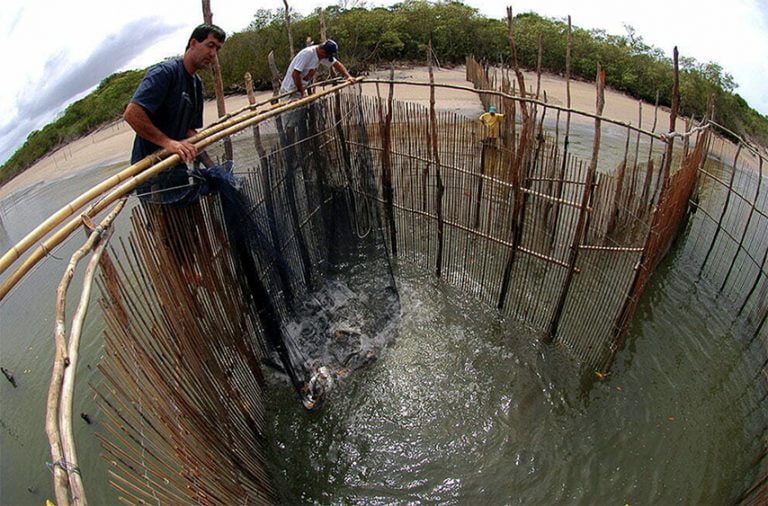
[267, 51, 283, 100]
[661, 47, 680, 190]
[536, 33, 543, 100]
[546, 63, 605, 342]
[381, 66, 398, 256]
[283, 0, 295, 58]
[640, 90, 660, 208]
[202, 0, 232, 160]
[497, 7, 535, 310]
[546, 15, 573, 250]
[606, 127, 630, 237]
[428, 42, 445, 278]
[244, 73, 266, 160]
[319, 7, 328, 42]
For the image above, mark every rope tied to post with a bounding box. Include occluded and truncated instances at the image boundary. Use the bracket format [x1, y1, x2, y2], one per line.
[47, 459, 81, 475]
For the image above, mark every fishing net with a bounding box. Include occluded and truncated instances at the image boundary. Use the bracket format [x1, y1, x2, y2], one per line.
[123, 89, 400, 409]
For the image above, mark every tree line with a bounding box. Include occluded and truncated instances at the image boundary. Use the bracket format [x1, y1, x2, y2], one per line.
[2, 0, 765, 186]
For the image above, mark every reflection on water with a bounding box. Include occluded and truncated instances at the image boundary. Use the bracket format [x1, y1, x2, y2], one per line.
[0, 136, 765, 504]
[266, 259, 764, 504]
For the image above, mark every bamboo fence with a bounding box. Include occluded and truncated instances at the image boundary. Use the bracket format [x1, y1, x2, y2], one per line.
[2, 54, 766, 506]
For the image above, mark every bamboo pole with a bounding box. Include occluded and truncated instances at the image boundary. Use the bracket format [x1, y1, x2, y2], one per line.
[0, 80, 338, 282]
[0, 79, 360, 301]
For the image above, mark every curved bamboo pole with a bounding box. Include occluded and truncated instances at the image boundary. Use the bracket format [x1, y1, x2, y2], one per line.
[0, 78, 360, 301]
[0, 78, 344, 281]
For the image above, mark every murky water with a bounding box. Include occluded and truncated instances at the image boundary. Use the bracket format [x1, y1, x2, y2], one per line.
[1, 148, 765, 504]
[264, 257, 764, 504]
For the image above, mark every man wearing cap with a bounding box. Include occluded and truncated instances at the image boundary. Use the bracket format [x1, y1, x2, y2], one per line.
[280, 39, 355, 99]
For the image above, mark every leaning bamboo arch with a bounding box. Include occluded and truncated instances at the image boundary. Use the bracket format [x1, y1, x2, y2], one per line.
[0, 78, 360, 301]
[0, 75, 675, 302]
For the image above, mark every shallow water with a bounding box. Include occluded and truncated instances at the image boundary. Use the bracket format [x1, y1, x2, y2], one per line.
[265, 258, 764, 504]
[0, 142, 765, 504]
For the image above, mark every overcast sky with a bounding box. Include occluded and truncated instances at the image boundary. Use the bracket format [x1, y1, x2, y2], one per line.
[2, 0, 767, 165]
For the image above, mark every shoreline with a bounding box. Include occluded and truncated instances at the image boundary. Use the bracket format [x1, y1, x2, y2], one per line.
[0, 65, 728, 202]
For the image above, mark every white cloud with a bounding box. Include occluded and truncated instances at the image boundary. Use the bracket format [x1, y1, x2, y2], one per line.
[2, 0, 767, 165]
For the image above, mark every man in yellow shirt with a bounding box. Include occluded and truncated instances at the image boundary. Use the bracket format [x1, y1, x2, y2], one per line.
[479, 105, 504, 140]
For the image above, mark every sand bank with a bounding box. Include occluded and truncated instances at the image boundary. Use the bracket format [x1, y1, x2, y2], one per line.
[0, 65, 689, 201]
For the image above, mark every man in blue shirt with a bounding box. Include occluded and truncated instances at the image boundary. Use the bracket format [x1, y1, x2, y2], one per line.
[124, 24, 225, 201]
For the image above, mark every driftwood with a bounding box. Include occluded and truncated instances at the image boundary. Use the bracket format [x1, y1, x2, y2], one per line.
[47, 198, 126, 505]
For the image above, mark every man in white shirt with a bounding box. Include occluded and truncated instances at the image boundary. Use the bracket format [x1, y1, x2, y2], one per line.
[280, 39, 355, 98]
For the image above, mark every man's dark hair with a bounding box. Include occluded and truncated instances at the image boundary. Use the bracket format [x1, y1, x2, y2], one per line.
[186, 24, 226, 50]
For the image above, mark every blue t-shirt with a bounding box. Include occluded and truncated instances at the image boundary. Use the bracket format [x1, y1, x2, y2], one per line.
[129, 58, 204, 164]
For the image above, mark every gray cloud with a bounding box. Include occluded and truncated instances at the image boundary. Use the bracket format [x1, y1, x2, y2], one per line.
[2, 16, 183, 165]
[18, 17, 181, 118]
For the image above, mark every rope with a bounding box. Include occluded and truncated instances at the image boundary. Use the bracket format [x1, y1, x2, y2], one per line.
[660, 123, 711, 140]
[47, 459, 81, 475]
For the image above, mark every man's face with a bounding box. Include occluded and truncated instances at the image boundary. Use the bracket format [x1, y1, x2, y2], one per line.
[188, 33, 223, 71]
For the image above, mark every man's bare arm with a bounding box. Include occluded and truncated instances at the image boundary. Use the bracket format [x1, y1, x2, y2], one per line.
[124, 102, 197, 163]
[292, 69, 305, 96]
[332, 61, 355, 83]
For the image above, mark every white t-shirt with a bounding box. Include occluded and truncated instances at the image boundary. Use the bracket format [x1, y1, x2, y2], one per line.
[280, 45, 334, 93]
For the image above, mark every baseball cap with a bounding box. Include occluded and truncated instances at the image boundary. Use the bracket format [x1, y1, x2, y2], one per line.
[489, 105, 497, 113]
[321, 39, 338, 62]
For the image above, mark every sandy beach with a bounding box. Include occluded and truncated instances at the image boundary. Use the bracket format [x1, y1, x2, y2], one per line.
[0, 65, 688, 201]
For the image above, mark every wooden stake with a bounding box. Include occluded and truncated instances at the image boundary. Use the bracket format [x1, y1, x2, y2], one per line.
[202, 0, 232, 160]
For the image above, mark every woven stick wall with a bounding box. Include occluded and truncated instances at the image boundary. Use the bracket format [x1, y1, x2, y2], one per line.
[91, 77, 766, 502]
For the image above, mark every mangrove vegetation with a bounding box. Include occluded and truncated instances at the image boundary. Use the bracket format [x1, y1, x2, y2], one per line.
[2, 0, 766, 186]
